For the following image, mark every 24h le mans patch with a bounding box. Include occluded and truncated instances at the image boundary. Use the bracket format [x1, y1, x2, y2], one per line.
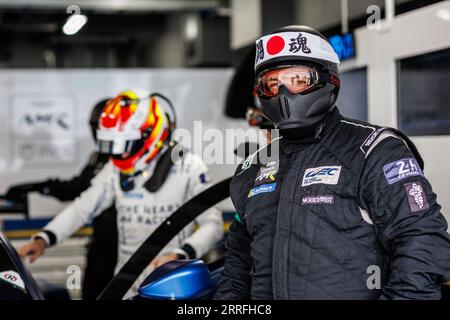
[383, 158, 423, 185]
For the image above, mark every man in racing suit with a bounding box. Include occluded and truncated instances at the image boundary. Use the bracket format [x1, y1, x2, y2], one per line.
[19, 89, 223, 292]
[215, 26, 450, 300]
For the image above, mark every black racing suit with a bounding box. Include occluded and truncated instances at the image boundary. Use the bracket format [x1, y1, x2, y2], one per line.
[216, 107, 450, 300]
[6, 152, 117, 300]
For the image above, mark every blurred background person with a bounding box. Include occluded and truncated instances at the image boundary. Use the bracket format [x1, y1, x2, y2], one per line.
[4, 98, 118, 300]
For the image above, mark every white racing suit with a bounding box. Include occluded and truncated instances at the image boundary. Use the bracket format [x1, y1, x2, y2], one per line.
[35, 152, 224, 296]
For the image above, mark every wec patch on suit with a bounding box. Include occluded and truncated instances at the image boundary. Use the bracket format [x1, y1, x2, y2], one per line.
[302, 166, 341, 187]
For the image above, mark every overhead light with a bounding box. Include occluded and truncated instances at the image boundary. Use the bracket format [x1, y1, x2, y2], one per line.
[436, 8, 450, 21]
[185, 15, 199, 41]
[62, 14, 87, 35]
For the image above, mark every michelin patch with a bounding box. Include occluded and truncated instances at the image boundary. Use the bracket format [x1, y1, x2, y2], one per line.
[404, 181, 429, 213]
[248, 183, 277, 198]
[302, 166, 341, 187]
[383, 158, 423, 185]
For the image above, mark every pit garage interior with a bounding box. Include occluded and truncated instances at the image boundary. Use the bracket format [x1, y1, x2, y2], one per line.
[0, 0, 449, 300]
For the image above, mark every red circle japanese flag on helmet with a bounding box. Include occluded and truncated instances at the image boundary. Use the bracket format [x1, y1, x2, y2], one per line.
[254, 30, 340, 72]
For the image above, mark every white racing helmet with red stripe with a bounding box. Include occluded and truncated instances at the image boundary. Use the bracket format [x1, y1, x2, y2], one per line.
[96, 88, 174, 174]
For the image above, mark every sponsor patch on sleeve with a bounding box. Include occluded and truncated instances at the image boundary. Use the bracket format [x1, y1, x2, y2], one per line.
[360, 127, 386, 154]
[302, 166, 341, 187]
[404, 181, 429, 213]
[383, 158, 423, 185]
